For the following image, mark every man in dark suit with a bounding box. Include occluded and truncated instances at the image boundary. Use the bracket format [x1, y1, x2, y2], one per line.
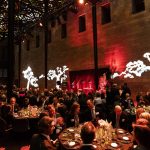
[30, 116, 57, 150]
[80, 122, 97, 150]
[9, 97, 20, 113]
[84, 99, 107, 123]
[110, 105, 129, 130]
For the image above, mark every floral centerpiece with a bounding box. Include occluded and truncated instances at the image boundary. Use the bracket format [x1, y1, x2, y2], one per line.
[96, 119, 113, 144]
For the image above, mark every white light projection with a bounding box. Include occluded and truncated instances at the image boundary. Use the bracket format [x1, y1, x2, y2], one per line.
[111, 52, 150, 79]
[39, 74, 45, 79]
[23, 66, 69, 89]
[47, 65, 69, 89]
[22, 66, 39, 90]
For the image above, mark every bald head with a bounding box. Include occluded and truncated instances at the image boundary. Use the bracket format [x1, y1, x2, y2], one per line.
[115, 105, 122, 115]
[81, 122, 95, 144]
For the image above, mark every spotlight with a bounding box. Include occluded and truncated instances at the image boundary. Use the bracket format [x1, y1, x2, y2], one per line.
[79, 0, 85, 4]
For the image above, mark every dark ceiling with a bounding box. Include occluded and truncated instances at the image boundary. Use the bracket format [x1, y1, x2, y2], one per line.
[0, 0, 76, 42]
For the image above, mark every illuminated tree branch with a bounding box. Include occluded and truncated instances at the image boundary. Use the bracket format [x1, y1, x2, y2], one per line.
[112, 52, 150, 79]
[22, 66, 39, 90]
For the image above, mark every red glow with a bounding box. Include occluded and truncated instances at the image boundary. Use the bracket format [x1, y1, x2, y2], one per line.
[104, 46, 127, 73]
[68, 4, 93, 47]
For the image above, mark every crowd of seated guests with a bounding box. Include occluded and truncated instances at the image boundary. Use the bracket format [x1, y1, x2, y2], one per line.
[0, 82, 149, 147]
[0, 82, 150, 148]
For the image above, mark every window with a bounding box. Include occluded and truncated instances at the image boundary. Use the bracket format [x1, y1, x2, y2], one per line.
[48, 30, 51, 43]
[26, 40, 30, 51]
[79, 15, 86, 32]
[36, 34, 40, 48]
[61, 24, 67, 39]
[132, 0, 145, 14]
[101, 4, 111, 25]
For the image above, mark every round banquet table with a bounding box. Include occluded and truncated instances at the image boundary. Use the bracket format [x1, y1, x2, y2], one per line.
[12, 111, 40, 133]
[58, 126, 133, 150]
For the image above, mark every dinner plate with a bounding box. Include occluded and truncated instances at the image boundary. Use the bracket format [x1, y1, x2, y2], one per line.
[13, 113, 19, 117]
[68, 141, 76, 146]
[93, 145, 97, 149]
[67, 128, 74, 132]
[122, 136, 129, 141]
[111, 142, 118, 148]
[117, 130, 124, 134]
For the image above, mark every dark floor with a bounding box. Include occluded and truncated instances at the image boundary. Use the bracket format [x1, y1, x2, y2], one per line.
[0, 131, 32, 150]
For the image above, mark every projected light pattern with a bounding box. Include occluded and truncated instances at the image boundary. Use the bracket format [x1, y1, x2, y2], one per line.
[22, 66, 39, 90]
[112, 52, 150, 79]
[39, 74, 45, 79]
[47, 65, 69, 89]
[143, 53, 150, 61]
[23, 65, 69, 89]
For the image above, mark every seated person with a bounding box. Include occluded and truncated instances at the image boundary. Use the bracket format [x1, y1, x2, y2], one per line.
[121, 93, 134, 110]
[139, 112, 150, 124]
[85, 99, 107, 123]
[136, 118, 150, 127]
[114, 105, 122, 128]
[30, 116, 57, 150]
[46, 105, 62, 122]
[66, 102, 81, 127]
[132, 124, 150, 150]
[131, 118, 150, 146]
[136, 107, 145, 121]
[21, 97, 30, 109]
[46, 105, 65, 140]
[1, 104, 14, 126]
[51, 96, 61, 112]
[9, 97, 20, 113]
[111, 105, 128, 130]
[80, 122, 97, 150]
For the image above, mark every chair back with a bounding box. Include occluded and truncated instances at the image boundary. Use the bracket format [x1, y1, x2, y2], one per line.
[0, 117, 7, 134]
[13, 118, 30, 133]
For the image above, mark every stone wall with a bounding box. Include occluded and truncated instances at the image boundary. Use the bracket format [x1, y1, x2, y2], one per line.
[19, 0, 150, 98]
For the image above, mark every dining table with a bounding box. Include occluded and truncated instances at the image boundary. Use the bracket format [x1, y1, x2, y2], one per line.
[12, 106, 41, 133]
[58, 125, 134, 150]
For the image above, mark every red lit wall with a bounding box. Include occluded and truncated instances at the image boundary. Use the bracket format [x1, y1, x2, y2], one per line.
[19, 1, 150, 97]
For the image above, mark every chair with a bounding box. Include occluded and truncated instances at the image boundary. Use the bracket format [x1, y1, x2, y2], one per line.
[0, 116, 12, 136]
[0, 117, 12, 147]
[12, 118, 30, 133]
